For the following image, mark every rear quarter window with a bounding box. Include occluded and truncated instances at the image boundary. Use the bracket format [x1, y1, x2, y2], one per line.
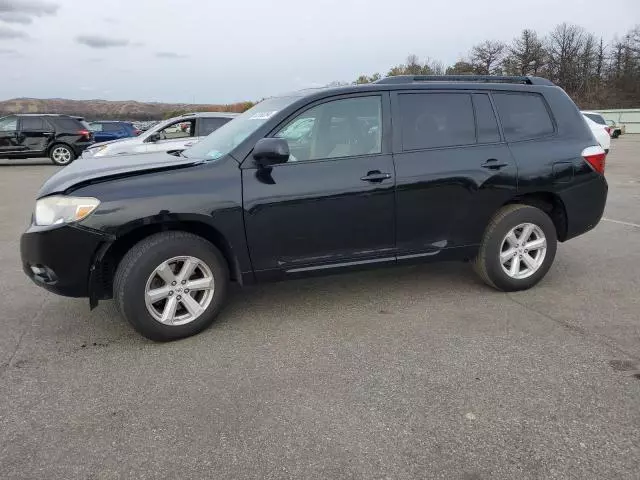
[493, 92, 555, 142]
[53, 117, 83, 131]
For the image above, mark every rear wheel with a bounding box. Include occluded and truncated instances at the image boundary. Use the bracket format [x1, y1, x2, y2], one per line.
[49, 144, 75, 166]
[113, 232, 229, 341]
[612, 130, 620, 139]
[474, 204, 557, 291]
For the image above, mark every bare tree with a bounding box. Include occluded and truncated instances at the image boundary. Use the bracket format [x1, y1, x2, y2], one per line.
[545, 23, 586, 96]
[470, 40, 506, 74]
[503, 29, 546, 75]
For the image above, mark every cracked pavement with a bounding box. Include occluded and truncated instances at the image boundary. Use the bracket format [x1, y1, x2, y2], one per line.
[1, 138, 639, 479]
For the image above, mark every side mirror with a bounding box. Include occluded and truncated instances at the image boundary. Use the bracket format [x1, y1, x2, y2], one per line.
[252, 138, 289, 166]
[148, 133, 161, 143]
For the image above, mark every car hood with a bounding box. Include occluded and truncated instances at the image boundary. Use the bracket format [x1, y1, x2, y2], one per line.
[38, 152, 201, 197]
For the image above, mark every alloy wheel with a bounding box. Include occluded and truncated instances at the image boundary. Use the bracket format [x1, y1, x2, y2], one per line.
[144, 256, 215, 325]
[499, 223, 547, 279]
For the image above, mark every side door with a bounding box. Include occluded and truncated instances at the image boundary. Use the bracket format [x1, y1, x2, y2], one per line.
[391, 91, 517, 258]
[18, 116, 53, 154]
[242, 93, 396, 279]
[0, 116, 20, 155]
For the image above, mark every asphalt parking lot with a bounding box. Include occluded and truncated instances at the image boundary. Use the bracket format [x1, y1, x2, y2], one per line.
[1, 138, 639, 479]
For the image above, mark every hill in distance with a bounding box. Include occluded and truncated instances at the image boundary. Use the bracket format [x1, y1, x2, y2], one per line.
[0, 97, 255, 121]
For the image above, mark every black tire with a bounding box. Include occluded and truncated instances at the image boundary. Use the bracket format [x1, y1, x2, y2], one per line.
[113, 231, 229, 341]
[49, 143, 76, 166]
[474, 204, 557, 291]
[612, 131, 620, 139]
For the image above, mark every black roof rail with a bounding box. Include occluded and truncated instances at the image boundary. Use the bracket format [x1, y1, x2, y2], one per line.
[374, 75, 555, 86]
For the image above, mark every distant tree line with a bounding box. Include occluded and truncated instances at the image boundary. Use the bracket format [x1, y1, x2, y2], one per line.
[352, 23, 640, 109]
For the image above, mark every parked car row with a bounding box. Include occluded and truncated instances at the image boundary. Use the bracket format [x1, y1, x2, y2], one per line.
[20, 75, 609, 340]
[0, 112, 237, 165]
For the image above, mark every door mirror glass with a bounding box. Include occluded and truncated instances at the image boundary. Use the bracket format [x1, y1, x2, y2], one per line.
[253, 138, 290, 165]
[148, 133, 161, 143]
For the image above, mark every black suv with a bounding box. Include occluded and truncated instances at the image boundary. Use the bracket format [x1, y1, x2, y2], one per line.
[0, 114, 94, 165]
[21, 76, 608, 340]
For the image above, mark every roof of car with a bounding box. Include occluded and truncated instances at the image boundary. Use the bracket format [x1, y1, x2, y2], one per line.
[277, 75, 559, 102]
[178, 112, 240, 119]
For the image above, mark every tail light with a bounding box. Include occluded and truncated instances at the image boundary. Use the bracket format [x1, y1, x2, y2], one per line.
[134, 129, 142, 136]
[582, 145, 606, 174]
[605, 126, 611, 135]
[78, 129, 91, 140]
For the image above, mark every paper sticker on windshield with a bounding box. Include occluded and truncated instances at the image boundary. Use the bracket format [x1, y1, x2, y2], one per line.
[249, 111, 278, 120]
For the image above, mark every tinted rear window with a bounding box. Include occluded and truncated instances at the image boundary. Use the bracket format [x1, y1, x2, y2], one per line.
[398, 93, 475, 150]
[20, 117, 47, 131]
[493, 93, 555, 141]
[472, 94, 500, 143]
[53, 117, 83, 131]
[199, 117, 231, 136]
[583, 113, 606, 125]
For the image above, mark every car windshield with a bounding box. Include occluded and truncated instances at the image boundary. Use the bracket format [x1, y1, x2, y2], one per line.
[183, 96, 300, 160]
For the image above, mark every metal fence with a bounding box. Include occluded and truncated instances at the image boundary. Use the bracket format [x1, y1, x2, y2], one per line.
[594, 109, 640, 134]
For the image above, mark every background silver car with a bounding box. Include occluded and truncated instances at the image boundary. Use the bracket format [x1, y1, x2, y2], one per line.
[82, 112, 238, 158]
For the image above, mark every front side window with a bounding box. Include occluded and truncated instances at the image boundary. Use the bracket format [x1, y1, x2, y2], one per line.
[398, 93, 475, 151]
[275, 96, 382, 162]
[0, 116, 18, 132]
[157, 120, 194, 140]
[493, 93, 555, 141]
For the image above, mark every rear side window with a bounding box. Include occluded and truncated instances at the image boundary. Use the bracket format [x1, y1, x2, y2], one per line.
[199, 117, 231, 136]
[53, 117, 83, 131]
[472, 94, 500, 143]
[20, 117, 47, 131]
[493, 93, 555, 141]
[398, 93, 475, 150]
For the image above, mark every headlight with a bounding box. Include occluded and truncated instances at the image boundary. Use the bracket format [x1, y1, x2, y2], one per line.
[34, 196, 100, 226]
[91, 145, 110, 157]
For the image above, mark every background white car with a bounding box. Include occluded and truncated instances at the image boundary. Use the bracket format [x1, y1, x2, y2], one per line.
[83, 112, 238, 158]
[582, 113, 611, 153]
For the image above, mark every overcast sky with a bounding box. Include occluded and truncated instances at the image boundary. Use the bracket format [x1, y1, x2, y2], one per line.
[0, 0, 638, 104]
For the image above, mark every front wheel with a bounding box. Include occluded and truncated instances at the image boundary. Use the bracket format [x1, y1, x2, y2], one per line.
[113, 232, 229, 341]
[474, 204, 557, 291]
[49, 144, 76, 166]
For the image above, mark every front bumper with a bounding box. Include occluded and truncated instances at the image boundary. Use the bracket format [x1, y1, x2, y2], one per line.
[21, 223, 110, 298]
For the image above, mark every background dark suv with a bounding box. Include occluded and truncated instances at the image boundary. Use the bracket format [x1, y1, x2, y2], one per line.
[21, 75, 608, 341]
[0, 114, 94, 165]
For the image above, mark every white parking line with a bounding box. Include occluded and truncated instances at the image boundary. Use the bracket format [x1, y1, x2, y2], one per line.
[603, 218, 640, 228]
